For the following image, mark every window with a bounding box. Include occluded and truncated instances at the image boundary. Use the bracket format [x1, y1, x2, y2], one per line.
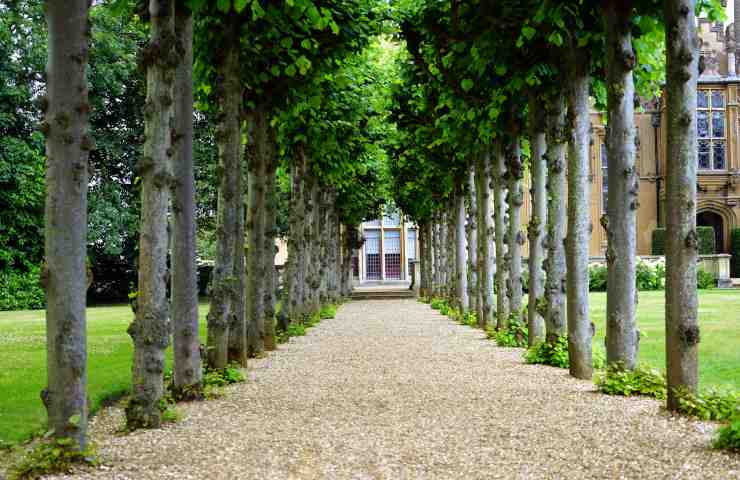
[406, 229, 417, 277]
[382, 210, 400, 227]
[364, 230, 381, 280]
[601, 143, 608, 213]
[383, 231, 401, 280]
[697, 89, 726, 170]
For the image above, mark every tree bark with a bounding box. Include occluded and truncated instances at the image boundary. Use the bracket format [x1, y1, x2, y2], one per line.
[475, 151, 495, 328]
[527, 97, 547, 346]
[506, 137, 524, 326]
[493, 146, 509, 329]
[228, 179, 246, 366]
[544, 94, 568, 344]
[432, 213, 441, 297]
[604, 0, 640, 370]
[205, 19, 241, 371]
[171, 4, 202, 395]
[262, 153, 278, 350]
[664, 0, 700, 410]
[42, 0, 91, 448]
[284, 150, 306, 322]
[466, 167, 478, 318]
[446, 200, 457, 304]
[566, 49, 594, 380]
[455, 186, 469, 311]
[246, 107, 268, 355]
[127, 0, 176, 429]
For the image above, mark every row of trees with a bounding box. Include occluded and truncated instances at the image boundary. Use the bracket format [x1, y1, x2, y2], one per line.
[391, 0, 718, 412]
[40, 0, 390, 451]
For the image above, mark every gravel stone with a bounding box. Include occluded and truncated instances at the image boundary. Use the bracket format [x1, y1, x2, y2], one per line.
[54, 299, 740, 479]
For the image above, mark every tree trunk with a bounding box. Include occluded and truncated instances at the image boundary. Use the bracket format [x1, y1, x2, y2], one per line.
[604, 0, 639, 370]
[284, 151, 305, 322]
[228, 181, 246, 366]
[664, 0, 700, 410]
[455, 186, 469, 311]
[506, 137, 524, 326]
[446, 200, 457, 304]
[246, 107, 268, 355]
[262, 149, 278, 350]
[566, 50, 594, 380]
[42, 0, 91, 448]
[127, 0, 176, 429]
[544, 94, 568, 344]
[493, 146, 509, 329]
[475, 151, 495, 328]
[527, 97, 547, 346]
[466, 167, 478, 318]
[432, 214, 441, 297]
[171, 5, 202, 396]
[205, 20, 241, 372]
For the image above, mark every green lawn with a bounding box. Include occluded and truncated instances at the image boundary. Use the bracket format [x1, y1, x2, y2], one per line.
[0, 304, 209, 446]
[1, 291, 739, 445]
[589, 290, 740, 392]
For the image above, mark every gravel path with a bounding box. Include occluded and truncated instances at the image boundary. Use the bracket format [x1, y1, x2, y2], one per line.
[57, 299, 739, 479]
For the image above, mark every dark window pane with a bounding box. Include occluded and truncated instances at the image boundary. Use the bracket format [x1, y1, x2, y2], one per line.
[712, 111, 725, 138]
[698, 140, 711, 169]
[697, 90, 709, 108]
[713, 141, 725, 170]
[711, 91, 724, 108]
[698, 111, 709, 138]
[600, 144, 607, 169]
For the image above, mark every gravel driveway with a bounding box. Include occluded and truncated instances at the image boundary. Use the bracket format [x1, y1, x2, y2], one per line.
[55, 299, 739, 479]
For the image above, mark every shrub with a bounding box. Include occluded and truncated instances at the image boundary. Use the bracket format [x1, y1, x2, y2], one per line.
[319, 304, 337, 320]
[731, 228, 740, 277]
[9, 438, 97, 480]
[524, 336, 605, 369]
[596, 364, 667, 400]
[675, 387, 738, 421]
[636, 259, 664, 291]
[714, 411, 740, 453]
[524, 336, 569, 368]
[697, 226, 716, 255]
[430, 297, 447, 311]
[0, 266, 45, 311]
[588, 264, 608, 291]
[493, 321, 528, 348]
[697, 268, 717, 289]
[651, 228, 666, 255]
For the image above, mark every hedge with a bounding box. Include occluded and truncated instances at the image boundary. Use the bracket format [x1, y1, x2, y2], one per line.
[652, 226, 715, 255]
[732, 228, 740, 277]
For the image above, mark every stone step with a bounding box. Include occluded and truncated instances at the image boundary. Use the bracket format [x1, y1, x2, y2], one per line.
[351, 290, 416, 300]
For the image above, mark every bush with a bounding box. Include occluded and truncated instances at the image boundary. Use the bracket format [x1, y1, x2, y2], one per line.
[319, 304, 337, 320]
[596, 364, 667, 400]
[697, 268, 717, 289]
[731, 228, 740, 277]
[675, 387, 738, 421]
[651, 228, 666, 255]
[524, 336, 605, 369]
[589, 264, 608, 291]
[9, 438, 97, 480]
[714, 411, 740, 452]
[653, 227, 714, 255]
[0, 266, 45, 311]
[697, 226, 716, 255]
[636, 259, 665, 291]
[524, 336, 570, 368]
[492, 320, 528, 348]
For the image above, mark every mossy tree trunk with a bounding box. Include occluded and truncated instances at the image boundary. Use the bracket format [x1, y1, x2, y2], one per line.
[527, 97, 547, 346]
[446, 199, 457, 304]
[284, 149, 306, 323]
[664, 0, 700, 411]
[544, 94, 567, 344]
[475, 151, 495, 328]
[171, 3, 202, 395]
[433, 213, 442, 297]
[42, 0, 91, 448]
[493, 146, 509, 329]
[604, 0, 640, 370]
[566, 49, 594, 380]
[127, 0, 176, 429]
[506, 136, 524, 326]
[205, 17, 242, 371]
[246, 107, 268, 355]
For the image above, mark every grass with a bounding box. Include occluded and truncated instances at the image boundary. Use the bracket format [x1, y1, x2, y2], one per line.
[589, 290, 740, 392]
[0, 304, 210, 446]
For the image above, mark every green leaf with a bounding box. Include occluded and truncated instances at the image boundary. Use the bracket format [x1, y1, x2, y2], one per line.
[285, 64, 297, 77]
[301, 39, 312, 50]
[460, 79, 474, 92]
[295, 55, 312, 75]
[216, 0, 230, 13]
[270, 65, 281, 76]
[233, 0, 248, 12]
[251, 0, 266, 18]
[280, 37, 293, 49]
[522, 26, 536, 40]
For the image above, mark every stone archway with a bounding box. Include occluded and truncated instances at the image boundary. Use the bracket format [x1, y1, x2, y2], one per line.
[697, 211, 724, 253]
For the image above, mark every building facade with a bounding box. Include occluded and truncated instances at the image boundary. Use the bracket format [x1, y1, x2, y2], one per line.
[354, 209, 418, 283]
